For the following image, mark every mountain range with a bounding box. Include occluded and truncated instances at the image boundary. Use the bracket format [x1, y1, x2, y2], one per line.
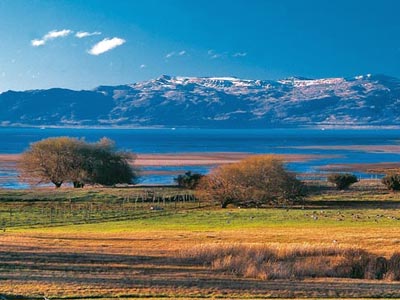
[1, 74, 400, 128]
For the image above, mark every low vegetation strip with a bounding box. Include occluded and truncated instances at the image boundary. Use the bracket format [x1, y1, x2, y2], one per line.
[0, 188, 197, 229]
[180, 244, 400, 281]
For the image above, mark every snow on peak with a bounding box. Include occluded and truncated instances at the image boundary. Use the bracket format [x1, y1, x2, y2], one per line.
[207, 76, 240, 81]
[279, 77, 345, 87]
[355, 74, 373, 80]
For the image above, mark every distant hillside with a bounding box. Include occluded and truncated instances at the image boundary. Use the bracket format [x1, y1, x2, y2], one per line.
[1, 74, 400, 128]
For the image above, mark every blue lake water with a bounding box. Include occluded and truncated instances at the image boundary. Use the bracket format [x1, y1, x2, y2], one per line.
[1, 127, 400, 188]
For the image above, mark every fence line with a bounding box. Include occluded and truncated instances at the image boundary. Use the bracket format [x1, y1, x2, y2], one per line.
[0, 189, 199, 230]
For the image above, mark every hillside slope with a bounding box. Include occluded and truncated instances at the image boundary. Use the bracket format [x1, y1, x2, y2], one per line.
[1, 74, 399, 128]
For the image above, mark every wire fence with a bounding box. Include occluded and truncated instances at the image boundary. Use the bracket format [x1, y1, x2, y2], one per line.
[0, 189, 199, 230]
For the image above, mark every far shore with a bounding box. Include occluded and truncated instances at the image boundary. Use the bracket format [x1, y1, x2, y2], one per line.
[2, 124, 400, 130]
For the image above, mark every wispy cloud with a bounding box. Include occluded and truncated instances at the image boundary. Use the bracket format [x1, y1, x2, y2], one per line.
[207, 49, 247, 59]
[88, 37, 126, 55]
[75, 31, 102, 38]
[31, 29, 72, 47]
[165, 51, 175, 58]
[207, 49, 224, 59]
[233, 52, 247, 57]
[165, 50, 187, 59]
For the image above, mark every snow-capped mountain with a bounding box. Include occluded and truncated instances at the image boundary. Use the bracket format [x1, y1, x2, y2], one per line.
[1, 74, 400, 128]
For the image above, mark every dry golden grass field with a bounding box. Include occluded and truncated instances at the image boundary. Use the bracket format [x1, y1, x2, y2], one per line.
[1, 180, 400, 299]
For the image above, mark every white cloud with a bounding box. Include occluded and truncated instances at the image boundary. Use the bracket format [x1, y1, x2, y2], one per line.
[165, 51, 175, 58]
[233, 52, 247, 57]
[165, 50, 186, 59]
[75, 31, 102, 38]
[140, 64, 147, 69]
[31, 39, 45, 47]
[207, 49, 223, 59]
[88, 37, 126, 55]
[44, 29, 72, 39]
[31, 29, 72, 47]
[211, 54, 222, 59]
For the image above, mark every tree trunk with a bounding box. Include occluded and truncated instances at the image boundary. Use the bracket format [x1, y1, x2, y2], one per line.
[221, 199, 231, 208]
[53, 181, 63, 188]
[73, 181, 85, 188]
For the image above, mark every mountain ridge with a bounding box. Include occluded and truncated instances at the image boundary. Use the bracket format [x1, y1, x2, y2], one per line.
[1, 74, 400, 128]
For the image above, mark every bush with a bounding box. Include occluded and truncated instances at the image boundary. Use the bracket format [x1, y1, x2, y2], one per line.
[197, 155, 305, 208]
[382, 174, 400, 191]
[387, 253, 400, 280]
[327, 173, 358, 190]
[365, 256, 388, 280]
[174, 171, 204, 189]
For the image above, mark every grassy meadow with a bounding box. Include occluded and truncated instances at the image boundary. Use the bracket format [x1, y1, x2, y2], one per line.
[1, 181, 400, 299]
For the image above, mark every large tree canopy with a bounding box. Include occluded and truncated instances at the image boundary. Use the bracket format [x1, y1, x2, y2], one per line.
[19, 137, 138, 188]
[197, 155, 305, 208]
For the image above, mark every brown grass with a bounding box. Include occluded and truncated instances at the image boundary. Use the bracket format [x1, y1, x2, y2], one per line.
[180, 243, 400, 281]
[2, 230, 400, 298]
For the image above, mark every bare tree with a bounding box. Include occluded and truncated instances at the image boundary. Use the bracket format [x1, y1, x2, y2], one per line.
[19, 137, 138, 188]
[19, 137, 83, 188]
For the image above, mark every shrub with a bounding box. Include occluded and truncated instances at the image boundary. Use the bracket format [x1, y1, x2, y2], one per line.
[197, 155, 305, 208]
[327, 173, 358, 190]
[174, 171, 204, 189]
[387, 252, 400, 280]
[382, 174, 400, 191]
[365, 256, 388, 280]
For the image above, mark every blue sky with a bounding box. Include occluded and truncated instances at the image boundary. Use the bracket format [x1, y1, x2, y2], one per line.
[0, 0, 399, 91]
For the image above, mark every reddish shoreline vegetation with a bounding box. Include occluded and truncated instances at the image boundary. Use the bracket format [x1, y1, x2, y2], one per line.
[320, 162, 400, 173]
[2, 151, 399, 180]
[0, 152, 330, 165]
[289, 144, 400, 153]
[0, 152, 333, 179]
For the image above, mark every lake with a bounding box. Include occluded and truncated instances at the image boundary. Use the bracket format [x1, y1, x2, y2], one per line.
[1, 127, 400, 188]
